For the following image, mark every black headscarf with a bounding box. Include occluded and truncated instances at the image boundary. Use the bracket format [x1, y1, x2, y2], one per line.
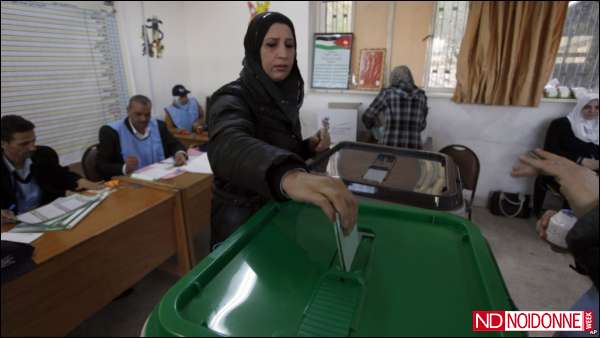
[241, 12, 304, 123]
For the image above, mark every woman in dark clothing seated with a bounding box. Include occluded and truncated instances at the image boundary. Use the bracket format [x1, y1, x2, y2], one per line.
[534, 93, 598, 216]
[207, 12, 357, 246]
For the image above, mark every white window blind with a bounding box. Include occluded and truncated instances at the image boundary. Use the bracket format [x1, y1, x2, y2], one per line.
[318, 1, 353, 33]
[1, 1, 128, 163]
[551, 1, 599, 91]
[426, 1, 469, 89]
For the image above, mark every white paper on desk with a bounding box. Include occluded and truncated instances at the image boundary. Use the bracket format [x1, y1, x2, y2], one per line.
[334, 214, 360, 272]
[32, 204, 64, 220]
[16, 193, 101, 225]
[131, 162, 180, 181]
[1, 231, 43, 244]
[11, 189, 112, 232]
[16, 203, 69, 224]
[63, 190, 111, 229]
[161, 149, 203, 165]
[17, 212, 44, 224]
[53, 195, 92, 212]
[182, 153, 213, 174]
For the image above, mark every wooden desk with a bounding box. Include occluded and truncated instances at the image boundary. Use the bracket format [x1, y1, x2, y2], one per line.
[1, 185, 181, 337]
[174, 131, 209, 149]
[120, 172, 213, 270]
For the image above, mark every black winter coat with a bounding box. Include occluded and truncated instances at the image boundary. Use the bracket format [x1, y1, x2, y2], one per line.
[207, 77, 315, 244]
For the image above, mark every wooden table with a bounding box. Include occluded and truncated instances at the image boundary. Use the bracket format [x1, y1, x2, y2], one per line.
[1, 185, 182, 337]
[119, 172, 213, 271]
[174, 131, 209, 149]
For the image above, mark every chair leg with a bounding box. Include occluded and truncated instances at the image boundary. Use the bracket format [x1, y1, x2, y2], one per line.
[466, 200, 473, 220]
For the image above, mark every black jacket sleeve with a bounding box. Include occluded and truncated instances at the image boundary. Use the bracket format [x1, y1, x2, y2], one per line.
[208, 94, 306, 200]
[31, 146, 80, 205]
[545, 118, 576, 161]
[96, 125, 125, 180]
[157, 120, 186, 157]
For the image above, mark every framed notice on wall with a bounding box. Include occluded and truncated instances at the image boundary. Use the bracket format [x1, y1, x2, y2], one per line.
[357, 49, 385, 90]
[311, 33, 353, 89]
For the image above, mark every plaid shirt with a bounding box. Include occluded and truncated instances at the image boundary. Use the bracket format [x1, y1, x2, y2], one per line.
[362, 87, 428, 149]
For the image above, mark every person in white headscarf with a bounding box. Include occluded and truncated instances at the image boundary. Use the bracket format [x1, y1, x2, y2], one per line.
[568, 94, 599, 145]
[533, 93, 599, 216]
[546, 93, 599, 170]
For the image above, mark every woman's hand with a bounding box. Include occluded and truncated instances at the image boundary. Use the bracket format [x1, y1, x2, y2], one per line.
[512, 149, 599, 217]
[536, 209, 570, 253]
[581, 158, 599, 171]
[536, 210, 557, 240]
[282, 171, 357, 235]
[309, 128, 331, 154]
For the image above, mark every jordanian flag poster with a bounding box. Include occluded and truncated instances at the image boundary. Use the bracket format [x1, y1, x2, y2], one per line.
[312, 33, 353, 89]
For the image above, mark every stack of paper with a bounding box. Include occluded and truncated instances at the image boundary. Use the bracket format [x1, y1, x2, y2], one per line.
[131, 162, 185, 181]
[131, 149, 212, 181]
[9, 189, 113, 233]
[132, 152, 213, 180]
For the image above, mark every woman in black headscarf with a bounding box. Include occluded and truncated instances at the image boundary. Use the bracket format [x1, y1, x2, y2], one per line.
[207, 12, 357, 246]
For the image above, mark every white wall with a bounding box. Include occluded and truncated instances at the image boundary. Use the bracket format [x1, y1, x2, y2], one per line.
[182, 1, 309, 103]
[115, 1, 192, 119]
[115, 1, 577, 206]
[301, 92, 574, 206]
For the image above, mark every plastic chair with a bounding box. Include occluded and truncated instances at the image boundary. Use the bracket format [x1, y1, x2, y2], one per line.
[439, 144, 480, 220]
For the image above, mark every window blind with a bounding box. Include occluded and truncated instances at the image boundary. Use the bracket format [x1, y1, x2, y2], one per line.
[427, 1, 469, 89]
[552, 1, 599, 91]
[1, 1, 129, 163]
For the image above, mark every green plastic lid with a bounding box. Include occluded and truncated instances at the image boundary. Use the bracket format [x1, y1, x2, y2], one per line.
[145, 201, 523, 337]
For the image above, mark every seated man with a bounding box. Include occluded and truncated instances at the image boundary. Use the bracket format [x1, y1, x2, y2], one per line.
[164, 84, 205, 134]
[96, 95, 187, 181]
[1, 115, 101, 224]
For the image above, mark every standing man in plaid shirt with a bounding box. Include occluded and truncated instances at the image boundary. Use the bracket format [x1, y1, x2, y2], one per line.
[362, 66, 429, 149]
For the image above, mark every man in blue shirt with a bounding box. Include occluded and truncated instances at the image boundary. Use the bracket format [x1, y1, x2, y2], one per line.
[1, 115, 101, 224]
[96, 95, 187, 180]
[164, 85, 205, 134]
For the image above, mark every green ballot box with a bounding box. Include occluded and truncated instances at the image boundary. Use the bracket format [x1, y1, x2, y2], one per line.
[144, 200, 521, 337]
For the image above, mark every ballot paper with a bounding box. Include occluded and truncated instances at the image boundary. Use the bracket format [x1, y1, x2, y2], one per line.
[17, 193, 96, 224]
[10, 189, 112, 233]
[334, 213, 360, 272]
